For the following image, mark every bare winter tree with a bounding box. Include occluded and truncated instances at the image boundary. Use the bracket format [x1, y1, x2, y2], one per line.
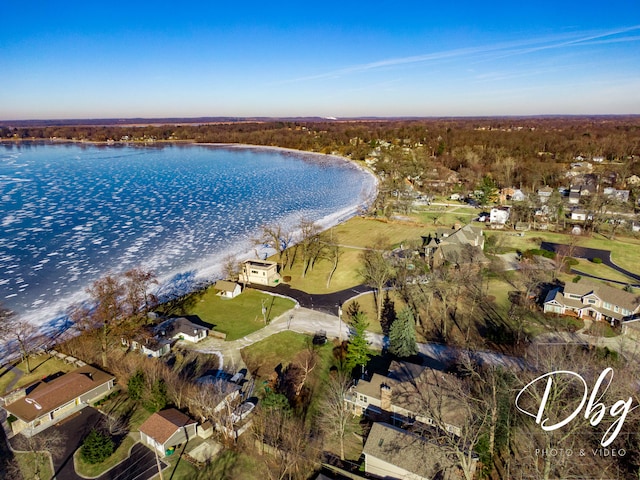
[255, 223, 293, 270]
[1, 311, 40, 374]
[318, 370, 352, 460]
[13, 428, 67, 480]
[123, 267, 158, 318]
[358, 239, 393, 324]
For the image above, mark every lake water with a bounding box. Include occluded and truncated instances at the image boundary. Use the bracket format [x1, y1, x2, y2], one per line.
[0, 142, 376, 328]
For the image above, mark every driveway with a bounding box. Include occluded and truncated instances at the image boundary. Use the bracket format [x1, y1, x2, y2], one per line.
[10, 407, 165, 480]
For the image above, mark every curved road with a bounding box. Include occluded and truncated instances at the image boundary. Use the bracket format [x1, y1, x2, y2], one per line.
[541, 241, 640, 285]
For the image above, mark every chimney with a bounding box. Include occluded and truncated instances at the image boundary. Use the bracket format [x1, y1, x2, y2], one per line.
[380, 383, 392, 411]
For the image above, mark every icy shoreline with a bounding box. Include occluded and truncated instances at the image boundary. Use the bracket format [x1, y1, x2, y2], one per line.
[6, 143, 378, 334]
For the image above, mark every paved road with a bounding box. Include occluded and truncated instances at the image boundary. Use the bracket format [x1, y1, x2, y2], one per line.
[192, 305, 526, 372]
[541, 241, 640, 284]
[9, 407, 165, 480]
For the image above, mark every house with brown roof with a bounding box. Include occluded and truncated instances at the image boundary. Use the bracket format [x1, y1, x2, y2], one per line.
[4, 365, 115, 437]
[363, 422, 471, 480]
[543, 279, 640, 325]
[139, 408, 197, 457]
[345, 361, 465, 437]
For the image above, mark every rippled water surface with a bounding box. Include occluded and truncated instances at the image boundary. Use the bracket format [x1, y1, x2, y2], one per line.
[0, 142, 375, 325]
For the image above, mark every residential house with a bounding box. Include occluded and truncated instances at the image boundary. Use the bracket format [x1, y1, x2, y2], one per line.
[538, 186, 554, 204]
[122, 333, 171, 358]
[543, 279, 640, 325]
[363, 422, 470, 480]
[240, 259, 281, 286]
[603, 187, 630, 203]
[121, 323, 171, 358]
[570, 209, 587, 221]
[499, 187, 526, 203]
[422, 224, 487, 269]
[489, 206, 510, 228]
[511, 189, 527, 202]
[568, 189, 581, 205]
[345, 361, 465, 437]
[4, 365, 115, 436]
[139, 408, 197, 457]
[159, 317, 209, 343]
[214, 280, 242, 299]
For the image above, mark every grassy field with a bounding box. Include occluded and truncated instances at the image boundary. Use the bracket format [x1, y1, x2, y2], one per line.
[180, 288, 295, 341]
[74, 435, 136, 478]
[571, 258, 638, 284]
[241, 330, 335, 382]
[0, 355, 74, 394]
[342, 291, 408, 335]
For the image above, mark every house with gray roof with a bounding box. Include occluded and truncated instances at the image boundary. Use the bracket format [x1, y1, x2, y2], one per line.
[422, 224, 487, 269]
[543, 279, 640, 325]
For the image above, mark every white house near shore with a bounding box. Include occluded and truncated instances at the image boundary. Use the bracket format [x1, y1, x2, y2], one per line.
[240, 259, 281, 286]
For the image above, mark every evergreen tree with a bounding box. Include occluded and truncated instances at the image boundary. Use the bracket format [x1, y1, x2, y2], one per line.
[388, 307, 418, 358]
[380, 293, 397, 335]
[345, 312, 370, 375]
[144, 379, 168, 413]
[127, 370, 145, 401]
[80, 429, 114, 464]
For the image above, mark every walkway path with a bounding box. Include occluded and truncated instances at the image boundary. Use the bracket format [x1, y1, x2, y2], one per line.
[191, 305, 526, 372]
[2, 362, 23, 394]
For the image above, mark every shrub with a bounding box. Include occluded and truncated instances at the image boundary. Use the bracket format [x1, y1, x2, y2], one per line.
[592, 257, 603, 264]
[564, 257, 579, 266]
[572, 275, 582, 283]
[80, 429, 114, 464]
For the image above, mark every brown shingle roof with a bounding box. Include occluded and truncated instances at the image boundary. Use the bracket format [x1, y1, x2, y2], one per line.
[4, 365, 114, 422]
[139, 408, 196, 445]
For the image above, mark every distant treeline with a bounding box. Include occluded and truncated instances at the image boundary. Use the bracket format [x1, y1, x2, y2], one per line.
[3, 116, 640, 193]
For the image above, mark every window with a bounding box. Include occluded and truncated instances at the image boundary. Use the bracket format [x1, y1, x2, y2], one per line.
[588, 299, 597, 304]
[614, 306, 620, 313]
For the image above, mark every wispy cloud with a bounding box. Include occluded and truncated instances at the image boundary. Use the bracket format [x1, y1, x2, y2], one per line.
[282, 25, 640, 84]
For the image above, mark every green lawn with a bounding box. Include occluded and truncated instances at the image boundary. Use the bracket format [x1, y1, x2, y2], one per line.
[571, 258, 638, 284]
[492, 230, 640, 274]
[181, 288, 295, 341]
[343, 291, 408, 335]
[0, 355, 74, 394]
[241, 330, 335, 383]
[74, 435, 136, 478]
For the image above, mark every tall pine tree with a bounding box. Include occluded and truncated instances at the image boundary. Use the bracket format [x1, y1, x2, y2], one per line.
[345, 312, 370, 376]
[389, 307, 418, 358]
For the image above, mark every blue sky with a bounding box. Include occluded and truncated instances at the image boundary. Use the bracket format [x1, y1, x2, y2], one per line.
[1, 1, 639, 119]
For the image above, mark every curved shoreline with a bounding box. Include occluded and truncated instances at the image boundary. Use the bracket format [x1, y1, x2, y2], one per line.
[1, 142, 378, 333]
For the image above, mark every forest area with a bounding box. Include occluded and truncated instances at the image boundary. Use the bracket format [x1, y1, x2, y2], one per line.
[2, 117, 640, 196]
